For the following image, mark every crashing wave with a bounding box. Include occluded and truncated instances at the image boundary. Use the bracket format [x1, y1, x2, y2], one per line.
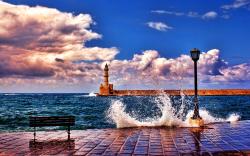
[107, 94, 240, 128]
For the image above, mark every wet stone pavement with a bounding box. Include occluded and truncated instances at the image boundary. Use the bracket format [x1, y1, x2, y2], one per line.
[0, 121, 250, 156]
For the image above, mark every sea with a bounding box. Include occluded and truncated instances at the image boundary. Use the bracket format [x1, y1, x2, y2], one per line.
[0, 93, 249, 132]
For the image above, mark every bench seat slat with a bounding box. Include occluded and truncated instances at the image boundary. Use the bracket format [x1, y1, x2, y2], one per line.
[30, 116, 74, 119]
[29, 116, 75, 127]
[30, 121, 75, 123]
[30, 116, 75, 119]
[30, 123, 75, 127]
[30, 122, 75, 124]
[30, 119, 75, 122]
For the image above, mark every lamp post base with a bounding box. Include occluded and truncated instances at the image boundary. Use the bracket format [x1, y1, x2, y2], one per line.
[189, 117, 204, 127]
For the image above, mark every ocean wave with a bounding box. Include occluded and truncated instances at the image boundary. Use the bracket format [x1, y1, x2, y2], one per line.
[73, 92, 96, 97]
[88, 92, 97, 97]
[107, 94, 240, 128]
[3, 93, 19, 96]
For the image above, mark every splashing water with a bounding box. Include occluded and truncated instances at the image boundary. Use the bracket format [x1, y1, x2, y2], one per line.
[107, 94, 240, 128]
[88, 92, 97, 97]
[183, 110, 240, 126]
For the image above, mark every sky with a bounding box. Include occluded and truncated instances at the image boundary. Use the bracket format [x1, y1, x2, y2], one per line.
[0, 0, 250, 93]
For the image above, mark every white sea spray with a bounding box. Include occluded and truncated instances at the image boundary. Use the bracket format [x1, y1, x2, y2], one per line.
[107, 93, 240, 128]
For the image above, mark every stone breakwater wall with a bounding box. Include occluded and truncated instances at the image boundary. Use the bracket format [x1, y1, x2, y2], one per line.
[98, 89, 250, 96]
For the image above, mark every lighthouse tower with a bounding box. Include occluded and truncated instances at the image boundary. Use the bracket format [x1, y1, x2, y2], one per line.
[104, 64, 109, 87]
[99, 64, 113, 95]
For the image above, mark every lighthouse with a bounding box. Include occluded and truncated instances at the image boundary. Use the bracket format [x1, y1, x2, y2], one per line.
[104, 64, 109, 87]
[99, 64, 113, 95]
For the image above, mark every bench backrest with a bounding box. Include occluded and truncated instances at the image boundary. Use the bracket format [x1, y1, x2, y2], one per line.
[29, 116, 75, 127]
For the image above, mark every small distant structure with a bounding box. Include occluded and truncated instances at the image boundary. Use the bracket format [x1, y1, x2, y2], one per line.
[99, 64, 113, 95]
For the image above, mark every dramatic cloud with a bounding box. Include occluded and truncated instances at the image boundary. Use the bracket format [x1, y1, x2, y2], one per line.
[146, 22, 173, 31]
[222, 0, 250, 10]
[105, 49, 250, 89]
[0, 1, 249, 91]
[207, 63, 250, 83]
[202, 11, 218, 20]
[0, 2, 100, 50]
[0, 1, 118, 81]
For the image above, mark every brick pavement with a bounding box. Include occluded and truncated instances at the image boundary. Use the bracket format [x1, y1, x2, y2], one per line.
[0, 120, 250, 155]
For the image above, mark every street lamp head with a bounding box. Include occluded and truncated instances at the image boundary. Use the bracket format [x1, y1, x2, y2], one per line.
[190, 48, 201, 61]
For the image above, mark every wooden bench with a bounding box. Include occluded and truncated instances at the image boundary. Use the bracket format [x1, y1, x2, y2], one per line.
[29, 116, 75, 140]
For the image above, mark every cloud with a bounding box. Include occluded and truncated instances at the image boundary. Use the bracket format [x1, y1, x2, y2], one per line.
[107, 49, 240, 87]
[202, 11, 218, 20]
[146, 22, 173, 31]
[105, 49, 250, 88]
[209, 63, 250, 83]
[0, 2, 249, 91]
[28, 47, 119, 62]
[222, 0, 250, 10]
[152, 10, 218, 20]
[0, 1, 118, 81]
[151, 10, 184, 16]
[0, 1, 118, 60]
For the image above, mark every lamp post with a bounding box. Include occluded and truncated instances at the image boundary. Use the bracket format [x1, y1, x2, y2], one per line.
[189, 48, 204, 127]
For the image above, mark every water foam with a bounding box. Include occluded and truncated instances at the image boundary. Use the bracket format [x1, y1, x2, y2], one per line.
[107, 94, 240, 128]
[88, 92, 97, 97]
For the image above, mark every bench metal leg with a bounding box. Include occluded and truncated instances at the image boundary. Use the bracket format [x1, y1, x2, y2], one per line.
[67, 126, 70, 140]
[33, 127, 36, 142]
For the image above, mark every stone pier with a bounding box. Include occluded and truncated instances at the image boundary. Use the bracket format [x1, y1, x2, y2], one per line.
[1, 120, 250, 155]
